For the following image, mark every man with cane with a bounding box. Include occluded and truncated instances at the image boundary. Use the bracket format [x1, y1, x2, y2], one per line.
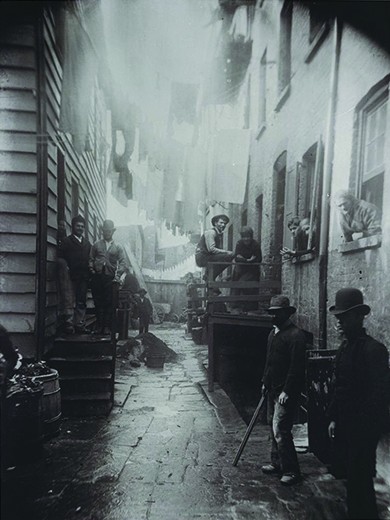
[260, 295, 307, 486]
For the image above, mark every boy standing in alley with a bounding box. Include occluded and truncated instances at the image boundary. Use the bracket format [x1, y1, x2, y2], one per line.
[135, 289, 153, 334]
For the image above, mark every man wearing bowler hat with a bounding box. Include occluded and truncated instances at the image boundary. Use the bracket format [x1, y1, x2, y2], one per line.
[328, 288, 389, 519]
[195, 214, 234, 280]
[89, 220, 127, 334]
[261, 295, 307, 486]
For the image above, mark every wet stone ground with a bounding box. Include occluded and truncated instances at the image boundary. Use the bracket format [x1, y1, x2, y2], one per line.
[2, 325, 390, 520]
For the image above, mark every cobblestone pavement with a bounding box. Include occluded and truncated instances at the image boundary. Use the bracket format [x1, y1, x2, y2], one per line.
[3, 325, 390, 520]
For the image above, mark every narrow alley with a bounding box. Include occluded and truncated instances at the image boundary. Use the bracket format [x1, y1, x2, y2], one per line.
[3, 325, 390, 520]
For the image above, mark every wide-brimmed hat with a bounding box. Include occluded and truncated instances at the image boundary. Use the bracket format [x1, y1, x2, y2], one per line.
[329, 288, 370, 315]
[267, 295, 296, 314]
[211, 214, 230, 226]
[102, 219, 115, 231]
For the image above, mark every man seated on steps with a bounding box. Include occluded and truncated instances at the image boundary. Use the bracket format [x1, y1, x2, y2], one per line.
[195, 214, 235, 281]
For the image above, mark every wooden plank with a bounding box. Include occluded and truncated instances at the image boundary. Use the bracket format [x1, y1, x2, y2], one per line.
[0, 25, 35, 46]
[0, 193, 36, 213]
[0, 213, 37, 234]
[0, 131, 36, 153]
[0, 46, 35, 68]
[0, 313, 36, 333]
[0, 252, 36, 274]
[0, 67, 36, 90]
[0, 151, 37, 173]
[0, 89, 36, 111]
[47, 243, 57, 262]
[208, 295, 267, 302]
[0, 233, 37, 253]
[0, 293, 36, 313]
[44, 49, 62, 95]
[0, 110, 36, 132]
[0, 273, 36, 293]
[0, 172, 36, 193]
[45, 76, 61, 111]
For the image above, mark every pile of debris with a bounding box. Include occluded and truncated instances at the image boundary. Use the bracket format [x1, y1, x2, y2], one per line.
[116, 332, 177, 368]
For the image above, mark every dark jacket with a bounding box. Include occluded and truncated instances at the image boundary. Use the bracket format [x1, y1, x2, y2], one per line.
[262, 320, 307, 397]
[58, 235, 91, 281]
[233, 238, 262, 280]
[328, 330, 390, 432]
[135, 296, 153, 322]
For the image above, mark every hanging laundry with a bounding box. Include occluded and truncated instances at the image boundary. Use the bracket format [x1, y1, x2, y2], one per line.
[208, 128, 250, 204]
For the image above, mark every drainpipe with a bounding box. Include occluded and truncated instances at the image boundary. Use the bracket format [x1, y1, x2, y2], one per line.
[35, 11, 48, 361]
[318, 17, 342, 349]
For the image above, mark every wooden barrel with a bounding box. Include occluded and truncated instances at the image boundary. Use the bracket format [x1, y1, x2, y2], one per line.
[33, 368, 61, 439]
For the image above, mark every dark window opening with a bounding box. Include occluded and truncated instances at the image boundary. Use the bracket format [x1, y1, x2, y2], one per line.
[57, 149, 66, 224]
[241, 209, 248, 227]
[309, 4, 328, 43]
[278, 1, 292, 93]
[71, 179, 79, 218]
[256, 194, 263, 243]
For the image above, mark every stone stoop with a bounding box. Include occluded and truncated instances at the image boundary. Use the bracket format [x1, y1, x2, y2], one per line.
[46, 335, 116, 417]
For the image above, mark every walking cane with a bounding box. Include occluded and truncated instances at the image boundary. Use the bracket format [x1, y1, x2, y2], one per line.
[232, 392, 267, 466]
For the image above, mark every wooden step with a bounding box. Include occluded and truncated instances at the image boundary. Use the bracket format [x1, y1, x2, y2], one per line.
[50, 336, 115, 357]
[49, 357, 113, 377]
[59, 376, 113, 395]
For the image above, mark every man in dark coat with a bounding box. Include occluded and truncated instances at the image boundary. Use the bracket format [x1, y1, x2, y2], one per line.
[195, 214, 234, 280]
[328, 288, 390, 519]
[261, 295, 307, 486]
[57, 215, 91, 334]
[89, 220, 127, 335]
[135, 289, 153, 334]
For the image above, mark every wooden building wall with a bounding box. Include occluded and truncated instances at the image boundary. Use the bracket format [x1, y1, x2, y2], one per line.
[0, 20, 38, 353]
[0, 7, 107, 358]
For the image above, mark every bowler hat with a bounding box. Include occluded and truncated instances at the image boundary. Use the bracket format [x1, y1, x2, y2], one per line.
[329, 288, 370, 315]
[138, 288, 147, 295]
[211, 214, 230, 226]
[102, 219, 115, 231]
[267, 295, 296, 314]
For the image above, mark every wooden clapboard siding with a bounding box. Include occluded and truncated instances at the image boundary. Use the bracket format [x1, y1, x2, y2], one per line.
[0, 131, 36, 153]
[0, 273, 36, 293]
[0, 90, 36, 111]
[1, 314, 35, 334]
[0, 293, 36, 313]
[0, 192, 36, 212]
[0, 18, 38, 356]
[0, 172, 36, 193]
[0, 253, 36, 274]
[0, 213, 37, 234]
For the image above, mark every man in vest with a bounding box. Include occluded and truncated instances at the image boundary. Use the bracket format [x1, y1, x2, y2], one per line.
[89, 220, 127, 335]
[195, 214, 234, 280]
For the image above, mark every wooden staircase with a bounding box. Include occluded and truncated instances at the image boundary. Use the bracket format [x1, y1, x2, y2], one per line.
[46, 334, 116, 417]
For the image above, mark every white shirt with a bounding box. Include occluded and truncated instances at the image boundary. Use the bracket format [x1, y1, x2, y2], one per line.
[72, 234, 83, 243]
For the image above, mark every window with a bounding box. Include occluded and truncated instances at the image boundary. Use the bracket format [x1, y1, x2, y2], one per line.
[359, 97, 387, 211]
[278, 1, 292, 94]
[93, 215, 97, 241]
[256, 194, 263, 243]
[57, 149, 66, 224]
[300, 143, 318, 219]
[84, 199, 90, 240]
[258, 49, 267, 128]
[244, 75, 251, 130]
[241, 209, 248, 227]
[71, 179, 79, 218]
